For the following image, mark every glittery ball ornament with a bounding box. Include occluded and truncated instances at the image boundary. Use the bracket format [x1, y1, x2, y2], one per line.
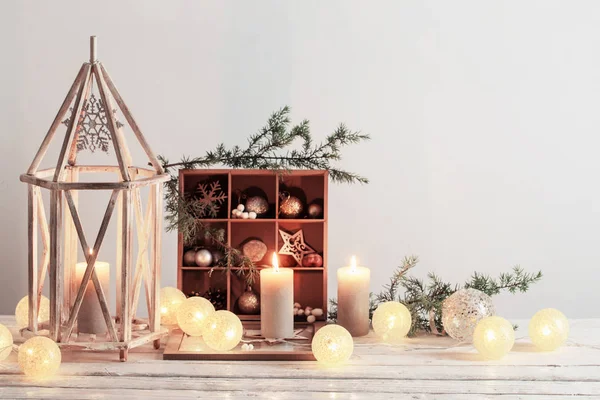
[279, 194, 304, 219]
[442, 288, 496, 342]
[242, 239, 268, 263]
[245, 195, 269, 216]
[18, 336, 61, 378]
[529, 308, 569, 351]
[311, 324, 354, 366]
[203, 310, 244, 351]
[0, 324, 13, 361]
[194, 249, 213, 267]
[237, 286, 260, 315]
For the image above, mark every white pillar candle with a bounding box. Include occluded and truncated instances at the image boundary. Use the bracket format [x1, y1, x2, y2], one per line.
[75, 259, 110, 334]
[337, 256, 371, 337]
[260, 253, 294, 339]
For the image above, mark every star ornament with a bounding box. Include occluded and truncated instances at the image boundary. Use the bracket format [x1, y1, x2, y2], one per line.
[278, 229, 316, 266]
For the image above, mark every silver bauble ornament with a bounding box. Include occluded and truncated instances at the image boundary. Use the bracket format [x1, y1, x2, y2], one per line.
[183, 249, 197, 266]
[279, 195, 304, 219]
[442, 288, 496, 342]
[246, 196, 269, 216]
[237, 286, 260, 315]
[194, 249, 213, 267]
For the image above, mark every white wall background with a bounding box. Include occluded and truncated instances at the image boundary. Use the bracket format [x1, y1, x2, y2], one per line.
[1, 0, 598, 319]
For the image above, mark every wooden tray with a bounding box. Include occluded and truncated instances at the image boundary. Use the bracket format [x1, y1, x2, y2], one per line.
[163, 321, 324, 361]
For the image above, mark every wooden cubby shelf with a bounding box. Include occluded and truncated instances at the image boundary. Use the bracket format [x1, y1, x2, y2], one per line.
[177, 169, 328, 322]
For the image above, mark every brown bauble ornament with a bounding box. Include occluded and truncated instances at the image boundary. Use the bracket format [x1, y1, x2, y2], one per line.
[245, 196, 269, 216]
[242, 239, 268, 263]
[307, 202, 323, 219]
[212, 249, 224, 266]
[237, 286, 260, 315]
[279, 195, 304, 219]
[302, 253, 323, 268]
[183, 249, 197, 266]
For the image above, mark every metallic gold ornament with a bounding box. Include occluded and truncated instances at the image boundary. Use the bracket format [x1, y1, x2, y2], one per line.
[237, 286, 260, 315]
[246, 195, 269, 216]
[195, 249, 213, 267]
[279, 193, 304, 219]
[183, 249, 196, 266]
[307, 202, 323, 219]
[242, 239, 268, 263]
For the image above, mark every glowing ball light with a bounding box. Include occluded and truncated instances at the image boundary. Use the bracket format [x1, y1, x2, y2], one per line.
[160, 287, 186, 326]
[311, 324, 354, 366]
[529, 308, 569, 351]
[203, 310, 244, 351]
[372, 301, 412, 342]
[0, 324, 13, 361]
[15, 295, 50, 329]
[176, 296, 215, 337]
[18, 336, 61, 378]
[473, 316, 515, 360]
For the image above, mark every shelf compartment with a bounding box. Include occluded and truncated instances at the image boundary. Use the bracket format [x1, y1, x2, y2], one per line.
[278, 174, 325, 220]
[231, 221, 276, 266]
[180, 172, 230, 219]
[277, 221, 324, 268]
[231, 173, 277, 219]
[182, 270, 228, 310]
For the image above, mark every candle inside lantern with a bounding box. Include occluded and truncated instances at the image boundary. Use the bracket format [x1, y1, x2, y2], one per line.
[337, 256, 371, 337]
[75, 251, 110, 334]
[260, 253, 294, 339]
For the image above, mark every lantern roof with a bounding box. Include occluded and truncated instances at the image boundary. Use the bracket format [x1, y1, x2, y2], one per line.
[20, 36, 168, 191]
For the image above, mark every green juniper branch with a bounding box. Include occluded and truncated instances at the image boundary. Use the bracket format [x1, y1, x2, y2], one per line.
[160, 106, 369, 284]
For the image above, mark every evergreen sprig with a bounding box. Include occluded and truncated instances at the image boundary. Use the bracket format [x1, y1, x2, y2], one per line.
[328, 257, 543, 336]
[160, 106, 369, 284]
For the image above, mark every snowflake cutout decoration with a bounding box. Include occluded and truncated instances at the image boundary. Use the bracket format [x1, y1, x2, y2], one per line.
[278, 229, 316, 266]
[194, 181, 228, 218]
[62, 93, 123, 153]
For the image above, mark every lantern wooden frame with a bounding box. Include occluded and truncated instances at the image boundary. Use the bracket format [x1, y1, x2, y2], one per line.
[19, 37, 169, 361]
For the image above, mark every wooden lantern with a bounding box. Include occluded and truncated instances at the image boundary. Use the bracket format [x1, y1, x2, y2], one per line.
[19, 37, 169, 361]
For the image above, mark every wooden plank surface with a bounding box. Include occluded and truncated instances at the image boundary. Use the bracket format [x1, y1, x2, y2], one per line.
[0, 316, 598, 399]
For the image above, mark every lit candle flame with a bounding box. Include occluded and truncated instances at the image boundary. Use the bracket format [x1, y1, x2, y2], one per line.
[350, 256, 357, 273]
[88, 248, 93, 256]
[272, 252, 279, 272]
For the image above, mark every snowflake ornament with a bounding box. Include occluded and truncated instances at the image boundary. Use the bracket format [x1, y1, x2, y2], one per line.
[194, 181, 228, 218]
[62, 93, 123, 153]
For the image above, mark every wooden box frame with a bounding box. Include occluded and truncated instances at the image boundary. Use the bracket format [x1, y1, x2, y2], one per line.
[178, 169, 328, 321]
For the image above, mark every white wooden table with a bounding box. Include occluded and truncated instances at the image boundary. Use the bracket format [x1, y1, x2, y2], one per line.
[0, 316, 598, 399]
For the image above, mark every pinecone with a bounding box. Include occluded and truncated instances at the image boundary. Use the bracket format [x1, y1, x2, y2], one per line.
[203, 288, 227, 311]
